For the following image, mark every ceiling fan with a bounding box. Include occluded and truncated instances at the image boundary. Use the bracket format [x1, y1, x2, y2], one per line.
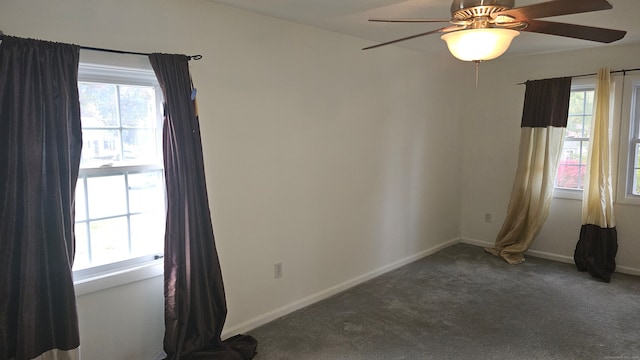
[363, 0, 626, 62]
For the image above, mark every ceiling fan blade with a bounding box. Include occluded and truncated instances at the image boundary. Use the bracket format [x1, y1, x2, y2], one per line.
[522, 19, 626, 43]
[362, 28, 445, 50]
[369, 18, 451, 23]
[493, 0, 612, 21]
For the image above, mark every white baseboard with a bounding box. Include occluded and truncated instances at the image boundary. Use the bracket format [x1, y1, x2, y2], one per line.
[461, 237, 640, 277]
[525, 248, 573, 264]
[460, 238, 493, 248]
[462, 237, 575, 264]
[616, 265, 640, 276]
[221, 237, 461, 339]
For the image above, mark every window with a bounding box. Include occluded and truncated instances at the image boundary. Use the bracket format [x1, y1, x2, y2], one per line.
[618, 73, 640, 203]
[73, 63, 165, 281]
[555, 83, 595, 194]
[628, 86, 640, 195]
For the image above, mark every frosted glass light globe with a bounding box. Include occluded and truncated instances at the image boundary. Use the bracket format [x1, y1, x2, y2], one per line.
[441, 29, 520, 61]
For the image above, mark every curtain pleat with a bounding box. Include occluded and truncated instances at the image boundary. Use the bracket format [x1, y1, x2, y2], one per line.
[574, 68, 618, 282]
[486, 77, 571, 264]
[148, 53, 257, 360]
[0, 36, 81, 360]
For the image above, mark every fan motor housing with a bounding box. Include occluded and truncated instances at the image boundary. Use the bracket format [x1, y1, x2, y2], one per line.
[451, 0, 515, 20]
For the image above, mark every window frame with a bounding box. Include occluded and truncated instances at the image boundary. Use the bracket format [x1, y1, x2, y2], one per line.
[74, 61, 166, 292]
[616, 73, 640, 206]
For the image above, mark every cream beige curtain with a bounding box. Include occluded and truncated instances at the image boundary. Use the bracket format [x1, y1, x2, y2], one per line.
[486, 77, 571, 264]
[574, 68, 618, 282]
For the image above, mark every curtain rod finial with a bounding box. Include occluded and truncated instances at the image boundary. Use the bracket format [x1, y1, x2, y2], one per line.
[189, 54, 203, 61]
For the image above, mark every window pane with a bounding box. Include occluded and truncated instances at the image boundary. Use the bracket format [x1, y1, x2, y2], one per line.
[75, 179, 87, 221]
[582, 115, 592, 138]
[130, 212, 164, 257]
[569, 91, 585, 115]
[79, 82, 118, 127]
[557, 164, 581, 188]
[577, 164, 587, 190]
[566, 116, 584, 137]
[634, 170, 640, 196]
[74, 222, 90, 270]
[87, 175, 127, 218]
[580, 141, 589, 165]
[557, 140, 583, 189]
[89, 217, 129, 266]
[122, 129, 159, 163]
[119, 85, 157, 128]
[128, 171, 165, 213]
[560, 140, 582, 163]
[81, 129, 122, 167]
[584, 91, 594, 115]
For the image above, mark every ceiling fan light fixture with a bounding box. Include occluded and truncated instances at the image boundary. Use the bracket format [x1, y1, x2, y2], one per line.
[441, 28, 519, 61]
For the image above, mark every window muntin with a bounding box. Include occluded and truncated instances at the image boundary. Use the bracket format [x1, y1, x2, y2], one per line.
[556, 86, 595, 191]
[74, 64, 165, 278]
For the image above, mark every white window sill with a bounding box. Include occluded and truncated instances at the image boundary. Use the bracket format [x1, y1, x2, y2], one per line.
[616, 195, 640, 206]
[553, 188, 583, 201]
[555, 189, 640, 206]
[74, 259, 164, 296]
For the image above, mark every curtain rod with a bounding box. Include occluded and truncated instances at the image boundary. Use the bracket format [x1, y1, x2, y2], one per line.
[80, 45, 202, 61]
[517, 67, 640, 85]
[0, 32, 202, 61]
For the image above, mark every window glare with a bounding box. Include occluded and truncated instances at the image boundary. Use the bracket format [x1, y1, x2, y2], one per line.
[128, 171, 164, 213]
[87, 175, 128, 218]
[89, 216, 130, 267]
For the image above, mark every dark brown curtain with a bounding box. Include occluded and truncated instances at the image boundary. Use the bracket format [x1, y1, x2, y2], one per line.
[0, 36, 81, 359]
[149, 53, 257, 360]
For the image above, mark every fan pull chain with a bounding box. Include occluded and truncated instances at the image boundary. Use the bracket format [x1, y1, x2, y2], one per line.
[474, 60, 480, 88]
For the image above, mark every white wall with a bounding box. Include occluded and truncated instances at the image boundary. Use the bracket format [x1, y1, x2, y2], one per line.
[460, 43, 640, 274]
[1, 0, 463, 359]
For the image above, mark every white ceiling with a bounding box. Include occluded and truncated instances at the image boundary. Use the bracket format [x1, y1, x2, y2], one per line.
[208, 0, 640, 58]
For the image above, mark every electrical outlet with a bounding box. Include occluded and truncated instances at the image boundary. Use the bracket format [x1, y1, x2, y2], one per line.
[484, 213, 492, 223]
[274, 262, 283, 279]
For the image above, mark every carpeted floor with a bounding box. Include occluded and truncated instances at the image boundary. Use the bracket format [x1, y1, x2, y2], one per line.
[247, 243, 640, 360]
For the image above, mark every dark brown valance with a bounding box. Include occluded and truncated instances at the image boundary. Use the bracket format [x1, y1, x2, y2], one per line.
[521, 77, 572, 128]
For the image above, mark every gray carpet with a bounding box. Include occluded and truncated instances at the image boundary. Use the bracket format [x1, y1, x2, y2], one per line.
[247, 243, 640, 360]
